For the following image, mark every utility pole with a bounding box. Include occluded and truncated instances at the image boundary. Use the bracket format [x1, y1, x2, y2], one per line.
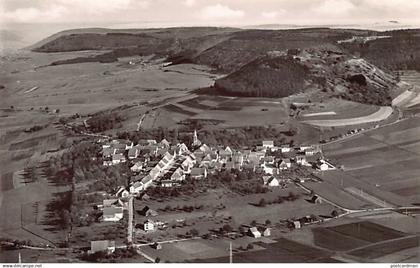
[229, 242, 233, 264]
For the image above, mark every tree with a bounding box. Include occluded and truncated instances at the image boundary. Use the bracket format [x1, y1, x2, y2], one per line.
[155, 257, 161, 263]
[222, 224, 233, 233]
[250, 220, 257, 226]
[246, 244, 254, 250]
[331, 210, 339, 218]
[258, 198, 267, 207]
[309, 214, 318, 221]
[190, 228, 199, 236]
[60, 209, 71, 230]
[265, 219, 272, 226]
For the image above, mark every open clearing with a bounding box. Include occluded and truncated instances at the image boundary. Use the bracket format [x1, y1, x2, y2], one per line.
[297, 99, 380, 121]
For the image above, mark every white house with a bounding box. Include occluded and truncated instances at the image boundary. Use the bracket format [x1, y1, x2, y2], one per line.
[263, 176, 280, 187]
[261, 227, 271, 237]
[181, 155, 196, 173]
[299, 145, 313, 152]
[115, 187, 130, 198]
[317, 159, 335, 171]
[112, 154, 126, 165]
[262, 163, 277, 175]
[102, 207, 124, 222]
[295, 156, 309, 166]
[190, 167, 207, 179]
[103, 160, 113, 166]
[262, 141, 274, 149]
[248, 227, 262, 238]
[280, 146, 292, 153]
[279, 159, 292, 170]
[305, 149, 317, 156]
[131, 161, 144, 172]
[177, 143, 190, 155]
[171, 168, 185, 181]
[198, 144, 211, 154]
[128, 147, 139, 159]
[143, 219, 155, 232]
[159, 139, 170, 148]
[130, 181, 144, 194]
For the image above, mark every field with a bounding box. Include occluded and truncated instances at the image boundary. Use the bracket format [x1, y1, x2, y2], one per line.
[326, 221, 405, 243]
[348, 235, 420, 260]
[0, 179, 70, 245]
[312, 227, 369, 251]
[189, 238, 338, 263]
[399, 71, 420, 108]
[138, 96, 290, 129]
[1, 51, 216, 116]
[322, 117, 420, 205]
[309, 218, 419, 262]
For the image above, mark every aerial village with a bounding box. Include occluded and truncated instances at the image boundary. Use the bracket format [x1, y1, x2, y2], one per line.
[87, 130, 336, 255]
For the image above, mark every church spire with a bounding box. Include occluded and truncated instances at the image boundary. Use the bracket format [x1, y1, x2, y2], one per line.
[192, 129, 201, 147]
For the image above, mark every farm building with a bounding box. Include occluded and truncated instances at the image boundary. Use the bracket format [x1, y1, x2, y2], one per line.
[248, 227, 262, 238]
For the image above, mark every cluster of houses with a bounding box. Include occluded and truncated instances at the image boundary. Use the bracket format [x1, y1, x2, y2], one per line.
[99, 131, 336, 196]
[88, 132, 338, 254]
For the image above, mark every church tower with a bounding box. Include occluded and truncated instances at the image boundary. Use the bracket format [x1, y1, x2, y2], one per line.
[192, 129, 201, 147]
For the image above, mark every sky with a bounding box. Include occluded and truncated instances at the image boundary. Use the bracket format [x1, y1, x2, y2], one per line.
[2, 0, 420, 29]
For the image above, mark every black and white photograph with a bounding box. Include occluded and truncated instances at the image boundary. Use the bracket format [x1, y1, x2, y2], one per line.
[1, 0, 420, 265]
